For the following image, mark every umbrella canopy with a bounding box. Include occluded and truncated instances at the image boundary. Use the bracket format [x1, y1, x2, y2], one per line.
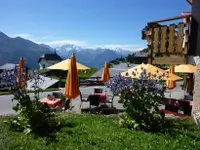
[48, 58, 90, 70]
[166, 65, 176, 89]
[166, 64, 196, 73]
[121, 63, 182, 81]
[64, 54, 80, 99]
[17, 57, 26, 88]
[101, 61, 110, 82]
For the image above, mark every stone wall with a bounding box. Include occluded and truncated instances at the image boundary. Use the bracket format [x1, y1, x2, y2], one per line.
[192, 57, 200, 127]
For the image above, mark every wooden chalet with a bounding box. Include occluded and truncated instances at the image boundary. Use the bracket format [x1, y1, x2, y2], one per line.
[142, 0, 200, 65]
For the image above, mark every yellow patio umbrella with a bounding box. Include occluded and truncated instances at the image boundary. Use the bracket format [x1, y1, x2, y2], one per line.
[121, 63, 182, 81]
[48, 58, 89, 70]
[64, 54, 80, 99]
[101, 61, 110, 82]
[166, 64, 196, 73]
[166, 64, 196, 94]
[17, 57, 27, 88]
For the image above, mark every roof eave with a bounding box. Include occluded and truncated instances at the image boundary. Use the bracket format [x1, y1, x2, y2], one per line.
[187, 0, 192, 5]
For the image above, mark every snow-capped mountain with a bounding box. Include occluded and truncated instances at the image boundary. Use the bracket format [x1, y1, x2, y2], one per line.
[0, 30, 135, 69]
[56, 44, 82, 52]
[55, 44, 135, 68]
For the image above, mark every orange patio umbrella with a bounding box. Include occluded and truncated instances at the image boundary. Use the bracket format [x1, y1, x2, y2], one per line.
[166, 65, 176, 89]
[101, 61, 110, 82]
[166, 65, 176, 98]
[17, 57, 27, 88]
[64, 54, 80, 99]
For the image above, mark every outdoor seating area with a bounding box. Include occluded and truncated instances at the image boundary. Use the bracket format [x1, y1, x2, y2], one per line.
[36, 58, 196, 117]
[1, 0, 200, 149]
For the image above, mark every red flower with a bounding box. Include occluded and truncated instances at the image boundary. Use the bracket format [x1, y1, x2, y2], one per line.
[129, 90, 134, 94]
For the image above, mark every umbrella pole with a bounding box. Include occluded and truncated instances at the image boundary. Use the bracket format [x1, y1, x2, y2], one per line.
[169, 89, 172, 104]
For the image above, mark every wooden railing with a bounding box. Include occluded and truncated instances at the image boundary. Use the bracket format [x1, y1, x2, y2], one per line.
[142, 15, 191, 64]
[79, 77, 113, 86]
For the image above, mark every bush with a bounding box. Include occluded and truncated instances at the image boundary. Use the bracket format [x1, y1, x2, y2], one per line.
[106, 69, 167, 132]
[0, 68, 57, 135]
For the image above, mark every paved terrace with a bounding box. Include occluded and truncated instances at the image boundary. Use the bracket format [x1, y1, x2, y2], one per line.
[92, 63, 137, 77]
[0, 81, 186, 116]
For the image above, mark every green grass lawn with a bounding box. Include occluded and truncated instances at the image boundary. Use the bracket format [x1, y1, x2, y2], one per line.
[78, 67, 98, 78]
[38, 67, 98, 83]
[0, 114, 200, 150]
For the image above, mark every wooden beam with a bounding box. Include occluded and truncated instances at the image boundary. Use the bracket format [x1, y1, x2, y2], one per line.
[152, 56, 187, 64]
[148, 15, 191, 25]
[187, 0, 192, 5]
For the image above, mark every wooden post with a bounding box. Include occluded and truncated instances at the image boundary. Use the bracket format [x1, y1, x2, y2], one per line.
[148, 27, 153, 64]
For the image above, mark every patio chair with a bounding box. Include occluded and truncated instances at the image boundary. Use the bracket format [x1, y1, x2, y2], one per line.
[94, 88, 103, 93]
[106, 94, 115, 107]
[54, 100, 66, 112]
[88, 95, 100, 109]
[52, 92, 64, 100]
[165, 98, 178, 112]
[178, 101, 191, 115]
[80, 92, 89, 109]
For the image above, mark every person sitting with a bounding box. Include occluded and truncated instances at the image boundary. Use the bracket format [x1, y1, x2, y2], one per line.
[47, 94, 55, 100]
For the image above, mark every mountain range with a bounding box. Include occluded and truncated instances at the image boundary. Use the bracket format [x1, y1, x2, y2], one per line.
[55, 45, 133, 68]
[0, 32, 52, 68]
[0, 31, 135, 69]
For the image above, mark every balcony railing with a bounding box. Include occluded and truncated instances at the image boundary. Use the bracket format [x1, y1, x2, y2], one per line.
[142, 15, 191, 64]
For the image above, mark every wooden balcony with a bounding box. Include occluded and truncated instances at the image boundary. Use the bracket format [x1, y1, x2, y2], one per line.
[142, 15, 191, 64]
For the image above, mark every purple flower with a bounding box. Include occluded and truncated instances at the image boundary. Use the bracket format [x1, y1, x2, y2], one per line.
[132, 71, 136, 76]
[106, 73, 133, 94]
[0, 68, 45, 90]
[148, 72, 151, 77]
[162, 73, 166, 77]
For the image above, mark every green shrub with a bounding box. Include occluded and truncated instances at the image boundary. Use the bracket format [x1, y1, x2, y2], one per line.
[106, 69, 166, 132]
[1, 69, 57, 135]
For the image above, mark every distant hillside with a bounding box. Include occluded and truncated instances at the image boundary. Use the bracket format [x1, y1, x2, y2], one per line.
[0, 32, 53, 69]
[110, 48, 148, 65]
[0, 31, 138, 69]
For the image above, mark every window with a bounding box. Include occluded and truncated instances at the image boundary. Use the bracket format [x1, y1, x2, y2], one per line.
[43, 64, 45, 69]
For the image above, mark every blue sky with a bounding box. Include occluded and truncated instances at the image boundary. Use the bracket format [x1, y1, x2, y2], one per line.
[0, 0, 191, 50]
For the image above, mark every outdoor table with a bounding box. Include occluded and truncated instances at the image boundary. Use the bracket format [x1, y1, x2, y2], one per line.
[40, 98, 62, 108]
[90, 93, 107, 104]
[179, 99, 193, 106]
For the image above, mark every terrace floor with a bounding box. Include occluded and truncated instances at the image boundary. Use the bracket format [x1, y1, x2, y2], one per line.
[0, 81, 188, 118]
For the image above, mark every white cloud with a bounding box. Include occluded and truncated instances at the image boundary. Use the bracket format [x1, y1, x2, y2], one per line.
[100, 44, 144, 51]
[9, 33, 32, 38]
[7, 32, 145, 51]
[82, 44, 145, 51]
[40, 36, 54, 40]
[44, 40, 88, 46]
